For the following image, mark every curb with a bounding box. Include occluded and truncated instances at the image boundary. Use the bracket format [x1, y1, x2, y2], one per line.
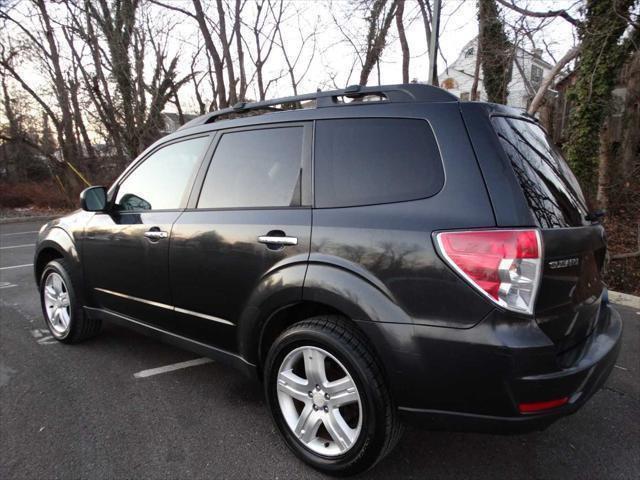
[0, 215, 60, 225]
[609, 291, 640, 309]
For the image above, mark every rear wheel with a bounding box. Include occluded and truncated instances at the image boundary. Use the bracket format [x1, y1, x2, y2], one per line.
[39, 259, 101, 343]
[264, 316, 402, 476]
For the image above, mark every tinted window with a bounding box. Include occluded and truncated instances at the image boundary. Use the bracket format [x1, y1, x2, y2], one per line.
[115, 136, 209, 211]
[198, 127, 303, 209]
[314, 119, 443, 208]
[492, 116, 588, 228]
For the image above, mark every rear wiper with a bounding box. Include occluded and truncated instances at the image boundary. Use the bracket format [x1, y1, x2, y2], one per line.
[585, 210, 606, 222]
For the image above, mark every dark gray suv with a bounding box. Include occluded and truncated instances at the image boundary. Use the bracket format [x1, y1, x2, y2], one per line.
[34, 84, 622, 475]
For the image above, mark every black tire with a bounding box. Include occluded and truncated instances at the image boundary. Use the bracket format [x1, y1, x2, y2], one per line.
[39, 258, 101, 343]
[264, 315, 403, 476]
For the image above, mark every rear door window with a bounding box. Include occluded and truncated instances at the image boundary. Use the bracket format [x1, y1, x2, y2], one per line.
[314, 118, 443, 208]
[197, 126, 304, 209]
[492, 116, 588, 228]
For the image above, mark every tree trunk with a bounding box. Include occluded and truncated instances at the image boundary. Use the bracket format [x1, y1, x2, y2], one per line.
[35, 0, 80, 167]
[192, 0, 228, 108]
[596, 119, 611, 209]
[234, 0, 247, 100]
[471, 41, 481, 100]
[359, 0, 398, 86]
[396, 0, 409, 83]
[528, 46, 581, 115]
[216, 0, 237, 105]
[619, 49, 640, 181]
[478, 0, 513, 104]
[564, 0, 635, 200]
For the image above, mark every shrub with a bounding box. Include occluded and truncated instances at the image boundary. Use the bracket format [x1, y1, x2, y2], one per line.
[0, 181, 70, 209]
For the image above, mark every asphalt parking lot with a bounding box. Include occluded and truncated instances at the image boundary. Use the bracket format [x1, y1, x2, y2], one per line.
[1, 219, 638, 479]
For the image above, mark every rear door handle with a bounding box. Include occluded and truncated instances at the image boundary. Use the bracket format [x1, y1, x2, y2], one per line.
[257, 235, 298, 246]
[144, 229, 168, 240]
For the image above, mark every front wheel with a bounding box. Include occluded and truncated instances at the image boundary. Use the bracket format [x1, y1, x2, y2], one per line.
[264, 316, 403, 476]
[39, 258, 101, 343]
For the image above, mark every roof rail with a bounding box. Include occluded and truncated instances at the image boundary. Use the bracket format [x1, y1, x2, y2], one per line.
[178, 83, 457, 131]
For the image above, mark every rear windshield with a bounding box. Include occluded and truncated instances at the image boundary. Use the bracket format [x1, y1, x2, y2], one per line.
[492, 116, 589, 228]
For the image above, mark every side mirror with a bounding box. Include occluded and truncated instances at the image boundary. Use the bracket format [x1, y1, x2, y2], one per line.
[80, 186, 108, 212]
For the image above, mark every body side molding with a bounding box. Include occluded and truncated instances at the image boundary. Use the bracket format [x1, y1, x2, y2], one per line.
[94, 288, 235, 326]
[85, 306, 256, 378]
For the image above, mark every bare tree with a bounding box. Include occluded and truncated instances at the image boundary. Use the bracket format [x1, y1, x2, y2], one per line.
[69, 0, 192, 160]
[273, 3, 318, 96]
[395, 0, 409, 83]
[234, 0, 248, 100]
[0, 1, 86, 197]
[150, 0, 229, 108]
[359, 0, 398, 86]
[243, 0, 285, 100]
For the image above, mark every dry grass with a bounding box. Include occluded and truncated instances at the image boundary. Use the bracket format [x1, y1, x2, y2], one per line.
[0, 181, 71, 209]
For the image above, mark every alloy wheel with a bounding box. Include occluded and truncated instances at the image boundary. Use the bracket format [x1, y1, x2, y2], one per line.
[276, 345, 362, 456]
[43, 272, 71, 335]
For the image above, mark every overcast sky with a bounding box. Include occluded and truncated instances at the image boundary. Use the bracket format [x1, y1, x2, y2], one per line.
[2, 0, 581, 119]
[154, 0, 580, 111]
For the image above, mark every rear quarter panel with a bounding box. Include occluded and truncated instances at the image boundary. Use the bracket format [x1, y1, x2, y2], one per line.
[309, 102, 496, 328]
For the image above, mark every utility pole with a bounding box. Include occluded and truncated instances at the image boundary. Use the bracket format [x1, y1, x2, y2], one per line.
[428, 0, 442, 85]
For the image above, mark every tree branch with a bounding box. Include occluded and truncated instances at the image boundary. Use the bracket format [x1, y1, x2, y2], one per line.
[495, 0, 581, 27]
[528, 45, 581, 115]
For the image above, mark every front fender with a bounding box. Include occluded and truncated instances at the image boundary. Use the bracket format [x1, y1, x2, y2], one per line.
[34, 210, 93, 286]
[34, 228, 80, 280]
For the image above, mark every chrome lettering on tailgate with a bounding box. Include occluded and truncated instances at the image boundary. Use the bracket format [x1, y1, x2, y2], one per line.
[548, 258, 580, 269]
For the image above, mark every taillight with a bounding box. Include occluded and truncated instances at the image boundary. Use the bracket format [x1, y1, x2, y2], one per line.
[435, 229, 542, 315]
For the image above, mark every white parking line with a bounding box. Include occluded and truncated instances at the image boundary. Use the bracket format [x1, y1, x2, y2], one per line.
[0, 282, 17, 289]
[31, 329, 57, 345]
[133, 357, 213, 378]
[0, 244, 35, 250]
[0, 230, 39, 237]
[0, 263, 33, 271]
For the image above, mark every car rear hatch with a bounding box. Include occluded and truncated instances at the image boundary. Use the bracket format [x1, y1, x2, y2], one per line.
[490, 115, 607, 353]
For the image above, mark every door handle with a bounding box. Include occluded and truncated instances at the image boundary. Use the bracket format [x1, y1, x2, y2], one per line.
[257, 235, 298, 246]
[144, 229, 168, 240]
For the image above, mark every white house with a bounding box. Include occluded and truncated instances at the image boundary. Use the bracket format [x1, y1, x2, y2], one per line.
[438, 37, 553, 108]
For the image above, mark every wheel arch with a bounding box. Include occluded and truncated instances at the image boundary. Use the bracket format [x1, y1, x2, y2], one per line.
[34, 227, 82, 292]
[34, 246, 65, 285]
[240, 262, 411, 378]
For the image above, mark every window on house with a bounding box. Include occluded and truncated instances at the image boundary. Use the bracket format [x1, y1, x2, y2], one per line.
[464, 47, 474, 58]
[531, 65, 544, 88]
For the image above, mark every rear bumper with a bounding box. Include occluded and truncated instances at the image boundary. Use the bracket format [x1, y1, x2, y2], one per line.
[359, 302, 622, 434]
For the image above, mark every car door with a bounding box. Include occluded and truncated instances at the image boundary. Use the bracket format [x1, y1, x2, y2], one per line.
[169, 123, 312, 351]
[83, 134, 212, 330]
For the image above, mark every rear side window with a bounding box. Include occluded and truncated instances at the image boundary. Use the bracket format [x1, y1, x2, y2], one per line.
[314, 118, 443, 208]
[492, 116, 588, 228]
[198, 127, 303, 209]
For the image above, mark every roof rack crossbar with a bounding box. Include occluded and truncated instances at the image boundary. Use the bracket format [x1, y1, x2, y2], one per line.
[178, 83, 457, 131]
